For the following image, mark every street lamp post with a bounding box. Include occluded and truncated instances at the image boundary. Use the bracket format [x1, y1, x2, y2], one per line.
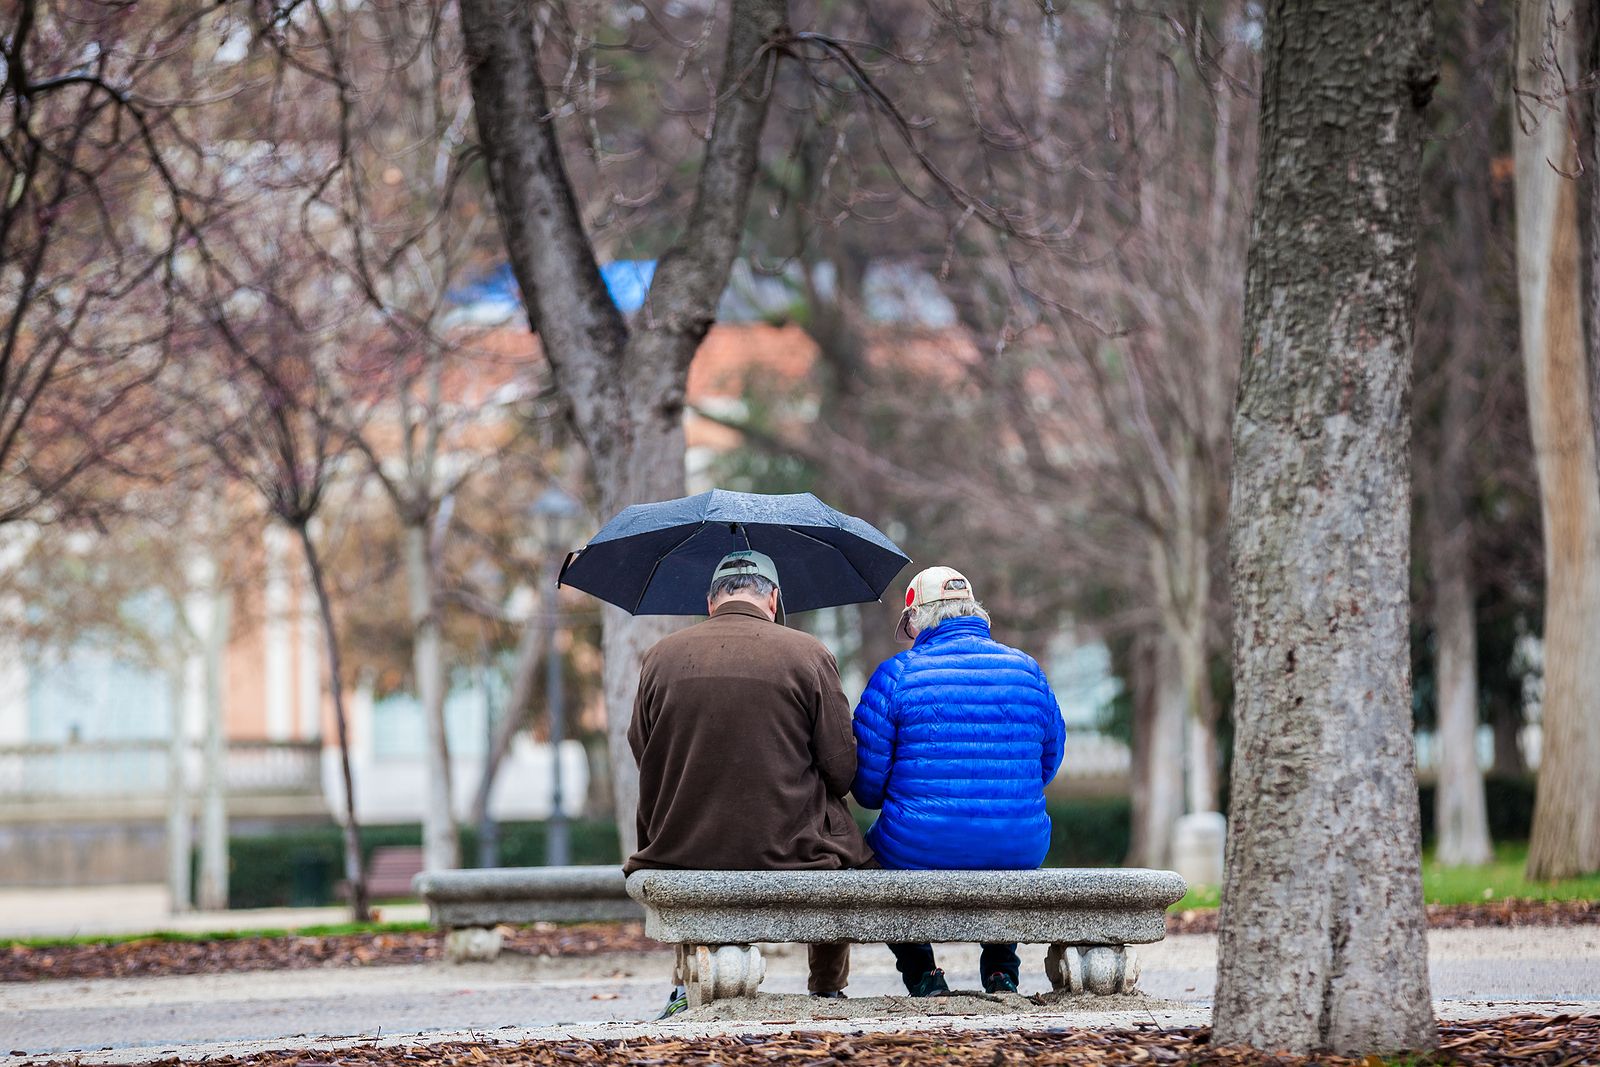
[531, 487, 583, 867]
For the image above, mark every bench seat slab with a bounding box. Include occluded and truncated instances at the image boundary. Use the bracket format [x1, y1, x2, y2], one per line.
[625, 868, 1185, 947]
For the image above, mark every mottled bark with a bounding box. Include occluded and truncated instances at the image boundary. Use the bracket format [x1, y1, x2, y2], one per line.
[1215, 0, 1436, 1055]
[1514, 0, 1600, 882]
[1429, 4, 1493, 868]
[459, 0, 786, 856]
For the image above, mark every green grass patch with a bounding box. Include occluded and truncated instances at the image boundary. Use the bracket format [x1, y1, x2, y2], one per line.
[1421, 842, 1600, 905]
[1, 920, 432, 951]
[1168, 842, 1600, 914]
[1170, 884, 1222, 912]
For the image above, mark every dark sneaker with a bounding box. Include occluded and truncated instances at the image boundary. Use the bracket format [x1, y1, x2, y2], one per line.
[656, 985, 689, 1019]
[983, 972, 1019, 994]
[907, 968, 950, 997]
[812, 990, 848, 999]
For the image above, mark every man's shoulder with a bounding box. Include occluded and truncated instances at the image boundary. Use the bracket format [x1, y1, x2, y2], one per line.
[645, 615, 830, 661]
[644, 617, 719, 660]
[911, 634, 1041, 675]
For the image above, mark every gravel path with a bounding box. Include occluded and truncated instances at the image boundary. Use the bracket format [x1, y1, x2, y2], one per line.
[2, 928, 1596, 1060]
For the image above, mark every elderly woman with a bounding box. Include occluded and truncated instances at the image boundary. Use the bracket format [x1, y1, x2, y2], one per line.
[851, 566, 1066, 996]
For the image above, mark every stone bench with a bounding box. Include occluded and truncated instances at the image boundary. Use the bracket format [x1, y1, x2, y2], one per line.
[626, 867, 1187, 1007]
[412, 865, 643, 962]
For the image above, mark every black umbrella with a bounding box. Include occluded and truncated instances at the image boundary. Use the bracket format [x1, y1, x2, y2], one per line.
[558, 489, 910, 616]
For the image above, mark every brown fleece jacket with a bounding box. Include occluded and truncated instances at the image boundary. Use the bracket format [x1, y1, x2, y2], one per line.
[624, 600, 872, 874]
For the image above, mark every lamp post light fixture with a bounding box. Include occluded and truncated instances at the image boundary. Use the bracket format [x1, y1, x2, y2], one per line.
[530, 486, 584, 867]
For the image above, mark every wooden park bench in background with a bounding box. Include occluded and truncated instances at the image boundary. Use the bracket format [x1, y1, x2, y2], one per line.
[366, 846, 426, 900]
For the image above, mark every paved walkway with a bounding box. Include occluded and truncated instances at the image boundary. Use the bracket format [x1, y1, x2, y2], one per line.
[2, 928, 1596, 1061]
[0, 885, 426, 940]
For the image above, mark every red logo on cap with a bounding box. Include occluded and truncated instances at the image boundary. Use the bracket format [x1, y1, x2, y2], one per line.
[906, 587, 916, 607]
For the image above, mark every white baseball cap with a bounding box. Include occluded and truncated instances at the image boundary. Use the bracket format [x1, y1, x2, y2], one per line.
[895, 565, 974, 642]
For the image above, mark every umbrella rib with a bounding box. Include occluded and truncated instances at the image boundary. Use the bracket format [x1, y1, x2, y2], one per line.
[631, 523, 708, 615]
[786, 526, 886, 604]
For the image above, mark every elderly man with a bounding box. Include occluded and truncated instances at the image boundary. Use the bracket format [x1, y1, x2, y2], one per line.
[626, 549, 871, 1016]
[853, 566, 1066, 997]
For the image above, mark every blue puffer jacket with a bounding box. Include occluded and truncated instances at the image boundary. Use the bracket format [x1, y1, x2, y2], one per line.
[852, 616, 1066, 870]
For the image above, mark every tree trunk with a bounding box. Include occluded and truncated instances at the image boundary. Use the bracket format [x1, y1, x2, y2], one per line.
[1514, 0, 1600, 882]
[1581, 0, 1600, 470]
[459, 0, 786, 860]
[1151, 446, 1220, 816]
[406, 522, 459, 872]
[468, 603, 549, 831]
[1214, 0, 1436, 1055]
[1491, 701, 1527, 776]
[1430, 4, 1494, 868]
[1433, 554, 1491, 865]
[1126, 630, 1186, 869]
[196, 564, 231, 912]
[298, 522, 369, 921]
[582, 394, 694, 859]
[165, 668, 192, 914]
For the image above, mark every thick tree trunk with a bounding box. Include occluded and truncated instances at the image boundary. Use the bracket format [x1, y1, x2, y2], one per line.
[298, 523, 369, 921]
[1515, 0, 1600, 882]
[1431, 7, 1494, 868]
[1126, 630, 1186, 869]
[1581, 1, 1600, 470]
[460, 0, 786, 860]
[1214, 0, 1436, 1055]
[592, 423, 688, 859]
[406, 522, 459, 872]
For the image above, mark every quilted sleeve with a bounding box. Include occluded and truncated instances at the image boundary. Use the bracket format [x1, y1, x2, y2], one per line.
[1037, 662, 1067, 786]
[851, 655, 904, 810]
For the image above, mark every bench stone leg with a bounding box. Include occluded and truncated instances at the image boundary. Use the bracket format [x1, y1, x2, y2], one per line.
[677, 944, 765, 1007]
[1045, 944, 1140, 996]
[445, 926, 503, 963]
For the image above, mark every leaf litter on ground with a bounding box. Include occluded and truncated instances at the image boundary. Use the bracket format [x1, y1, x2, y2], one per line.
[0, 922, 663, 983]
[12, 1014, 1598, 1067]
[5, 899, 1594, 983]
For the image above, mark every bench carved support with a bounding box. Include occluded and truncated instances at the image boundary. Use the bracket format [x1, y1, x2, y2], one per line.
[675, 944, 766, 1007]
[444, 926, 504, 963]
[1045, 943, 1140, 996]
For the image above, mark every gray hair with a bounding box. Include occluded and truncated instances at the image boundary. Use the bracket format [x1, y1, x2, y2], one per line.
[708, 573, 776, 603]
[908, 597, 990, 636]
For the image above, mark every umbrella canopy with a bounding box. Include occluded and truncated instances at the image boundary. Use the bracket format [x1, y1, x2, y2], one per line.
[558, 490, 910, 616]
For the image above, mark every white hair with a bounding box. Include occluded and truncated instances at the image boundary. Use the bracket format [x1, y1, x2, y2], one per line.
[708, 573, 776, 603]
[908, 597, 990, 635]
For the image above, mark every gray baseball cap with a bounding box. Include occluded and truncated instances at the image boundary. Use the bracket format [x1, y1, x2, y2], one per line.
[710, 549, 785, 623]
